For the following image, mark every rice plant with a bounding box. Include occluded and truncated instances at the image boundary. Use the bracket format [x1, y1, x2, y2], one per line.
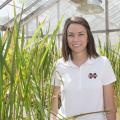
[98, 38, 120, 119]
[0, 4, 62, 120]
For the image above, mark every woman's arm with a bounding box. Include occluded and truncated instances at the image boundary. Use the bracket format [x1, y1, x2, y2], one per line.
[50, 86, 60, 120]
[103, 83, 117, 120]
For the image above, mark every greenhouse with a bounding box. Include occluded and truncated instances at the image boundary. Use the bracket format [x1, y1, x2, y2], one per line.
[0, 0, 120, 120]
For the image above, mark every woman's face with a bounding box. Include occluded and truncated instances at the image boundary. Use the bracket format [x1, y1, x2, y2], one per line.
[67, 23, 88, 55]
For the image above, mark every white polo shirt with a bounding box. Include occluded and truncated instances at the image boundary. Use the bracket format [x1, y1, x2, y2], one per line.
[52, 56, 116, 120]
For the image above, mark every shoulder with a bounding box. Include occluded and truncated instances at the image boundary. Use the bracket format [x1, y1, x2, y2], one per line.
[89, 56, 111, 68]
[54, 58, 67, 74]
[94, 56, 113, 72]
[56, 57, 65, 65]
[55, 57, 66, 68]
[98, 56, 116, 84]
[95, 56, 110, 64]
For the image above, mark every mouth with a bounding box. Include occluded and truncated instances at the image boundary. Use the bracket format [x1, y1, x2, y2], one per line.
[72, 44, 81, 47]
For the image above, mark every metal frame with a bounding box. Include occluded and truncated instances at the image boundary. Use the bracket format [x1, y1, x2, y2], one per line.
[23, 28, 120, 39]
[0, 0, 120, 34]
[19, 0, 59, 26]
[105, 0, 109, 53]
[0, 25, 7, 31]
[0, 0, 59, 30]
[0, 0, 12, 9]
[2, 0, 59, 28]
[4, 0, 42, 27]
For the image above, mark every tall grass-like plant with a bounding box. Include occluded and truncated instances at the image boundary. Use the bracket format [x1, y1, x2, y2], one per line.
[0, 4, 62, 120]
[98, 38, 120, 119]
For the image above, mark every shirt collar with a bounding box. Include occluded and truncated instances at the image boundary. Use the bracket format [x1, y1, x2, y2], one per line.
[65, 56, 96, 67]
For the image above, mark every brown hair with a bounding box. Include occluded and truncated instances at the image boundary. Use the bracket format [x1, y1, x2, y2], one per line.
[62, 16, 99, 61]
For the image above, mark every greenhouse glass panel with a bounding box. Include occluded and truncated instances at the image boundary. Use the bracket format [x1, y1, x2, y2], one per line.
[109, 0, 120, 29]
[36, 0, 106, 34]
[0, 0, 8, 6]
[0, 0, 21, 25]
[0, 0, 48, 26]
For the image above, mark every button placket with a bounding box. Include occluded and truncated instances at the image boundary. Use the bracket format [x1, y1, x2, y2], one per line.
[78, 66, 82, 89]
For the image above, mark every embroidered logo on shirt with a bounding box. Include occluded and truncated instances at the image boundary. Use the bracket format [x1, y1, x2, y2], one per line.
[88, 73, 97, 79]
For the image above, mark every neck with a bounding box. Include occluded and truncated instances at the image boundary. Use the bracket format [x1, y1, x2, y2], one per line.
[72, 52, 88, 67]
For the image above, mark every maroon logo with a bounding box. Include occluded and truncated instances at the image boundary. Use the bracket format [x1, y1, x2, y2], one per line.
[88, 73, 97, 79]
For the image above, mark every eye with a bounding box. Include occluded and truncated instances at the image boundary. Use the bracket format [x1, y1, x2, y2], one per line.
[67, 34, 74, 37]
[79, 33, 84, 36]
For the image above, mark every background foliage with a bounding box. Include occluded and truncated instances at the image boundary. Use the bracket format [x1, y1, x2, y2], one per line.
[0, 9, 62, 119]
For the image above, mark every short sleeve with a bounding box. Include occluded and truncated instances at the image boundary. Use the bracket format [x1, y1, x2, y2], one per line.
[102, 57, 116, 85]
[51, 70, 61, 86]
[51, 60, 62, 86]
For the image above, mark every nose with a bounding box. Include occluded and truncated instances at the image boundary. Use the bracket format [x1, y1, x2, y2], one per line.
[73, 35, 80, 42]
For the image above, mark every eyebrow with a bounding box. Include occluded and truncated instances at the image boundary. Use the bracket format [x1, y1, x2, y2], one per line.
[67, 31, 86, 34]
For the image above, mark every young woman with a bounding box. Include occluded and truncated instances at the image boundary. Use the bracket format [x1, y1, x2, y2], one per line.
[51, 17, 117, 120]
